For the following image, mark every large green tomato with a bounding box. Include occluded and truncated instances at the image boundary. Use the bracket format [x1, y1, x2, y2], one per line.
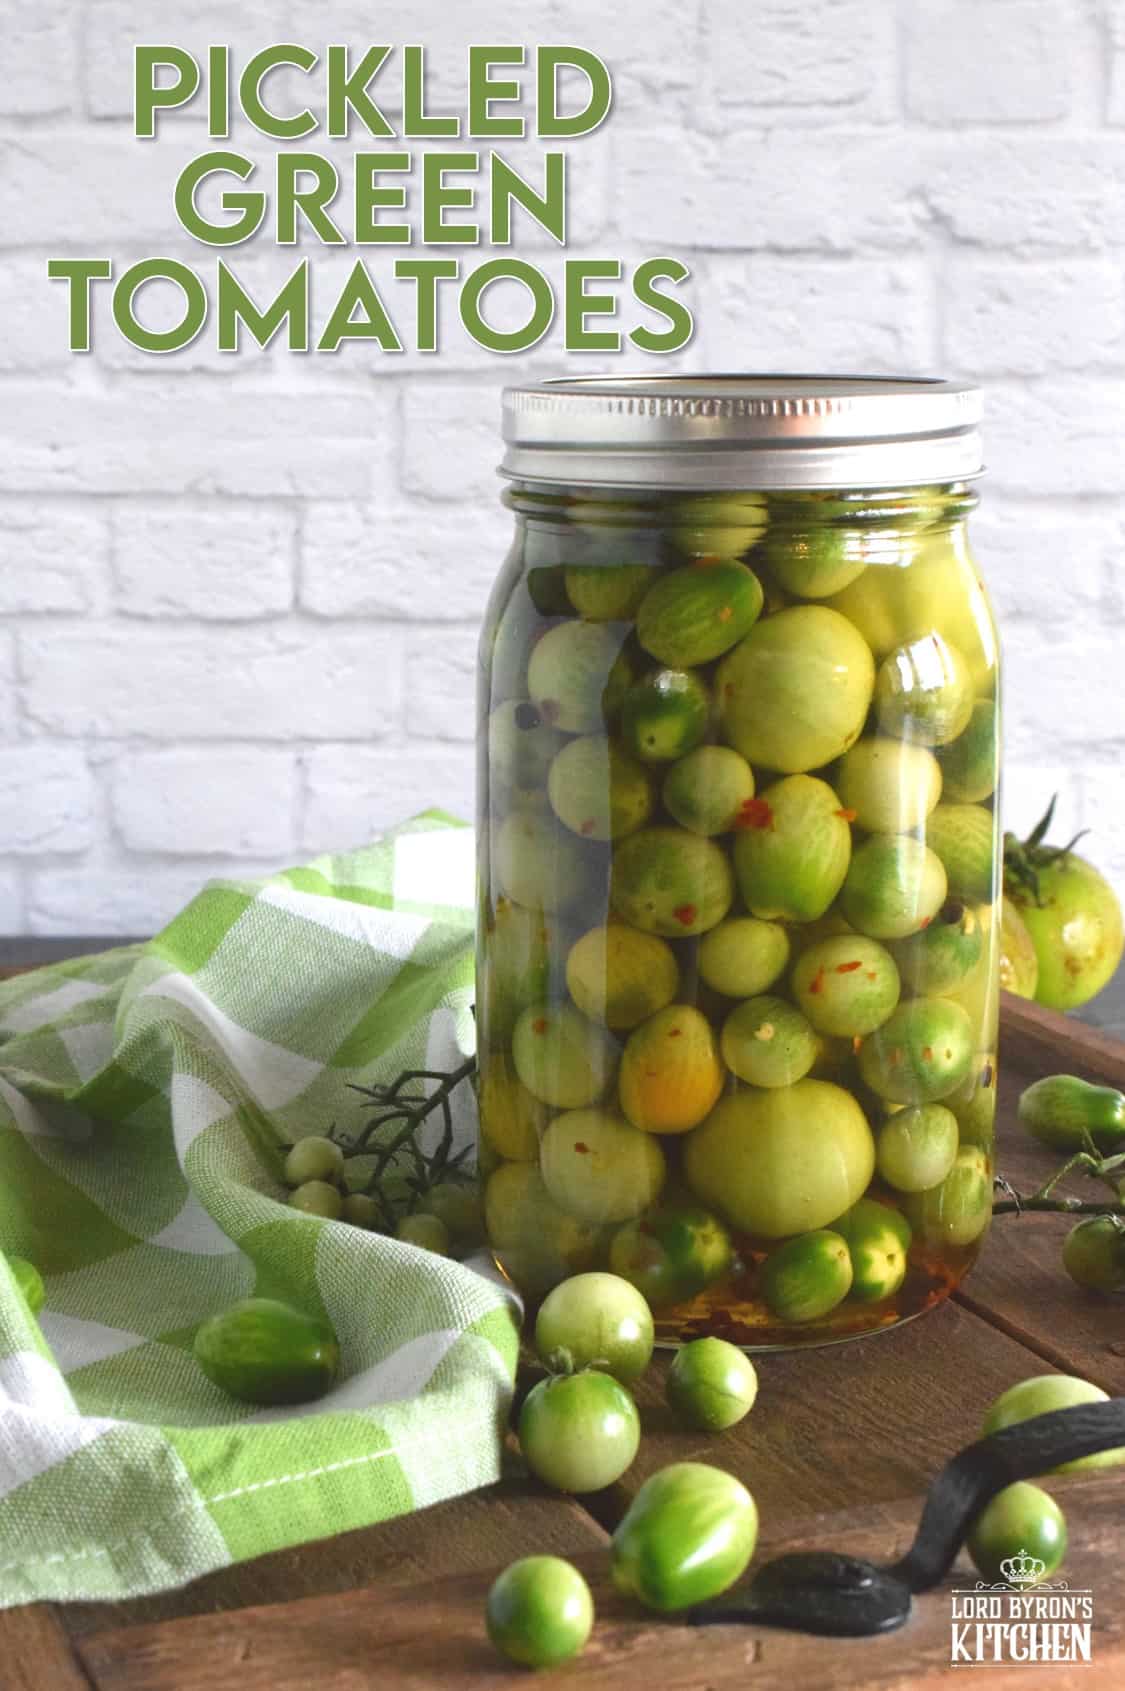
[1010, 852, 1125, 1012]
[683, 1080, 875, 1239]
[730, 775, 852, 923]
[611, 1463, 759, 1612]
[486, 1557, 594, 1669]
[982, 1375, 1125, 1472]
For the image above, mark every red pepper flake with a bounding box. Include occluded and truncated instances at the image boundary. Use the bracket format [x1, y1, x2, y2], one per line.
[808, 966, 826, 996]
[717, 605, 733, 623]
[736, 797, 774, 830]
[673, 904, 698, 927]
[852, 1036, 864, 1054]
[835, 808, 858, 822]
[865, 970, 878, 981]
[919, 915, 933, 929]
[723, 683, 735, 700]
[531, 1017, 549, 1035]
[835, 960, 863, 974]
[573, 1141, 590, 1154]
[667, 1027, 683, 1039]
[891, 1047, 904, 1066]
[579, 819, 596, 836]
[922, 1046, 934, 1062]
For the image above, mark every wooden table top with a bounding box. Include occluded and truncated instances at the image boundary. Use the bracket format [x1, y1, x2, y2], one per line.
[3, 984, 1125, 1689]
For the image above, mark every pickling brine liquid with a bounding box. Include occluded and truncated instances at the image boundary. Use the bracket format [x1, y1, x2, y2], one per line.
[476, 481, 1000, 1349]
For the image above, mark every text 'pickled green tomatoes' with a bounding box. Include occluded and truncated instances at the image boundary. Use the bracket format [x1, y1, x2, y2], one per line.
[565, 922, 680, 1031]
[731, 775, 853, 923]
[835, 738, 943, 835]
[983, 1376, 1125, 1472]
[716, 604, 875, 774]
[876, 1103, 960, 1193]
[619, 1004, 725, 1134]
[519, 1370, 641, 1493]
[663, 745, 756, 836]
[620, 665, 712, 765]
[193, 1298, 340, 1406]
[666, 1338, 758, 1431]
[684, 1080, 876, 1239]
[547, 735, 654, 841]
[609, 1203, 734, 1310]
[527, 619, 630, 733]
[539, 1107, 666, 1224]
[635, 560, 764, 668]
[790, 935, 901, 1039]
[858, 996, 974, 1104]
[840, 833, 948, 941]
[486, 1556, 594, 1670]
[610, 826, 734, 937]
[485, 1164, 601, 1298]
[1062, 1215, 1125, 1294]
[611, 1463, 759, 1612]
[760, 1230, 853, 1323]
[534, 1273, 655, 1382]
[832, 1198, 912, 1303]
[721, 995, 819, 1088]
[874, 633, 973, 747]
[968, 1484, 1067, 1589]
[511, 1003, 618, 1109]
[698, 915, 791, 999]
[283, 1136, 345, 1188]
[902, 1146, 992, 1247]
[6, 1255, 45, 1315]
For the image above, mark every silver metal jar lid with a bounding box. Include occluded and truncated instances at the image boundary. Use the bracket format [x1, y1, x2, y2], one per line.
[500, 374, 983, 491]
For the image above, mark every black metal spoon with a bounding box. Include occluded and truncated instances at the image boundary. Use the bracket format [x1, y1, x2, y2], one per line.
[689, 1397, 1125, 1637]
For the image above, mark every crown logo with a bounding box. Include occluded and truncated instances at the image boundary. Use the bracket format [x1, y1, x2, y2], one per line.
[1000, 1549, 1047, 1587]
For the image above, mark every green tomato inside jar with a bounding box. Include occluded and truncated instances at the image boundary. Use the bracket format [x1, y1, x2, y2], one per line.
[730, 775, 852, 923]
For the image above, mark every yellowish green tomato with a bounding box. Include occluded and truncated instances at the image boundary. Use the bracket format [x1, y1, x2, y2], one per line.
[935, 699, 998, 803]
[925, 803, 997, 904]
[396, 1213, 450, 1255]
[611, 1462, 759, 1612]
[422, 1181, 485, 1246]
[666, 1338, 758, 1431]
[519, 1370, 641, 1493]
[620, 666, 712, 764]
[511, 1004, 618, 1109]
[683, 1080, 875, 1239]
[982, 1375, 1125, 1472]
[610, 826, 734, 937]
[485, 1163, 601, 1299]
[479, 897, 553, 1047]
[663, 745, 756, 836]
[840, 833, 948, 941]
[534, 1272, 655, 1382]
[488, 700, 566, 795]
[720, 995, 819, 1088]
[527, 620, 630, 733]
[283, 1136, 344, 1188]
[1062, 1216, 1125, 1294]
[874, 633, 973, 747]
[619, 1004, 725, 1135]
[477, 1055, 549, 1162]
[759, 1229, 853, 1322]
[902, 1146, 992, 1247]
[486, 1556, 594, 1670]
[194, 1297, 340, 1405]
[539, 1107, 666, 1224]
[565, 562, 654, 621]
[876, 1103, 960, 1193]
[716, 605, 875, 774]
[730, 775, 853, 923]
[7, 1256, 45, 1315]
[1010, 849, 1125, 1013]
[609, 1203, 734, 1310]
[998, 896, 1039, 999]
[636, 559, 764, 667]
[340, 1192, 381, 1229]
[968, 1484, 1066, 1588]
[565, 922, 680, 1030]
[831, 1198, 911, 1303]
[547, 735, 654, 841]
[492, 810, 594, 915]
[857, 997, 974, 1103]
[890, 900, 984, 995]
[835, 738, 943, 834]
[698, 915, 791, 998]
[790, 936, 901, 1038]
[666, 492, 769, 560]
[764, 525, 873, 599]
[288, 1180, 343, 1220]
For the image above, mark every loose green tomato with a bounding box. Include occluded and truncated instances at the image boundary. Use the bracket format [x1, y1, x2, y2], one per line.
[194, 1297, 339, 1405]
[666, 493, 769, 561]
[547, 735, 655, 841]
[998, 896, 1039, 999]
[610, 826, 734, 937]
[858, 997, 974, 1104]
[830, 1200, 910, 1303]
[609, 1203, 734, 1309]
[1063, 1216, 1125, 1293]
[935, 700, 998, 803]
[479, 897, 553, 1047]
[720, 995, 819, 1088]
[1010, 850, 1125, 1012]
[486, 1556, 594, 1669]
[666, 1338, 758, 1431]
[488, 701, 566, 797]
[840, 834, 948, 941]
[565, 922, 680, 1030]
[620, 666, 712, 764]
[7, 1256, 44, 1315]
[716, 605, 875, 774]
[874, 633, 973, 747]
[565, 562, 654, 621]
[422, 1181, 484, 1245]
[790, 936, 901, 1038]
[730, 775, 852, 923]
[519, 1370, 641, 1493]
[968, 1483, 1067, 1587]
[663, 746, 756, 836]
[1018, 1074, 1125, 1153]
[890, 900, 984, 995]
[902, 1147, 992, 1247]
[539, 1107, 666, 1224]
[764, 525, 873, 599]
[759, 1229, 854, 1322]
[835, 738, 943, 834]
[485, 1164, 601, 1299]
[288, 1180, 343, 1219]
[511, 1004, 618, 1109]
[877, 1103, 960, 1193]
[527, 620, 630, 733]
[698, 916, 791, 998]
[283, 1137, 344, 1188]
[611, 1462, 759, 1612]
[534, 1272, 655, 1382]
[636, 560, 764, 667]
[683, 1080, 875, 1239]
[397, 1213, 451, 1255]
[340, 1192, 381, 1229]
[492, 810, 595, 916]
[982, 1375, 1125, 1472]
[926, 803, 996, 904]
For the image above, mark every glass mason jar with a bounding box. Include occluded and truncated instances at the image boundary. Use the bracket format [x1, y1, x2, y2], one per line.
[476, 376, 999, 1350]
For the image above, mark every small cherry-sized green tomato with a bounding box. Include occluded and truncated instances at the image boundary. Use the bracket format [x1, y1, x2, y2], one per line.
[288, 1180, 343, 1220]
[840, 833, 948, 941]
[527, 620, 629, 734]
[635, 559, 764, 667]
[611, 1462, 759, 1612]
[534, 1272, 655, 1383]
[759, 1229, 853, 1322]
[7, 1256, 45, 1315]
[791, 935, 901, 1039]
[1063, 1215, 1125, 1293]
[396, 1213, 450, 1255]
[926, 803, 996, 904]
[511, 1003, 619, 1110]
[194, 1297, 340, 1405]
[539, 1107, 666, 1225]
[485, 1556, 594, 1670]
[422, 1180, 484, 1246]
[620, 666, 712, 765]
[666, 1338, 758, 1431]
[890, 900, 983, 996]
[902, 1147, 992, 1247]
[663, 745, 756, 836]
[877, 1103, 960, 1193]
[857, 996, 974, 1104]
[721, 995, 819, 1088]
[610, 825, 734, 938]
[1018, 1074, 1125, 1153]
[518, 1370, 641, 1493]
[666, 493, 769, 561]
[547, 735, 655, 842]
[283, 1136, 344, 1188]
[340, 1192, 381, 1230]
[968, 1484, 1067, 1588]
[874, 633, 973, 747]
[936, 699, 998, 803]
[698, 915, 790, 999]
[834, 737, 943, 834]
[730, 774, 853, 924]
[565, 561, 653, 621]
[831, 1199, 911, 1303]
[982, 1375, 1125, 1472]
[609, 1203, 734, 1309]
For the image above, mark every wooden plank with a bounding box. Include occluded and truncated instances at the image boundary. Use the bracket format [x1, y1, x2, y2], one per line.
[1000, 991, 1125, 1089]
[0, 1603, 93, 1689]
[76, 1472, 1125, 1691]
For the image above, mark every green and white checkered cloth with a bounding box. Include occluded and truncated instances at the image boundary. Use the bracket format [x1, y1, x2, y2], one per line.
[0, 812, 520, 1609]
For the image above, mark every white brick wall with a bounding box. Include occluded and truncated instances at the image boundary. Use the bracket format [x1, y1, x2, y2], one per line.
[0, 0, 1122, 933]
